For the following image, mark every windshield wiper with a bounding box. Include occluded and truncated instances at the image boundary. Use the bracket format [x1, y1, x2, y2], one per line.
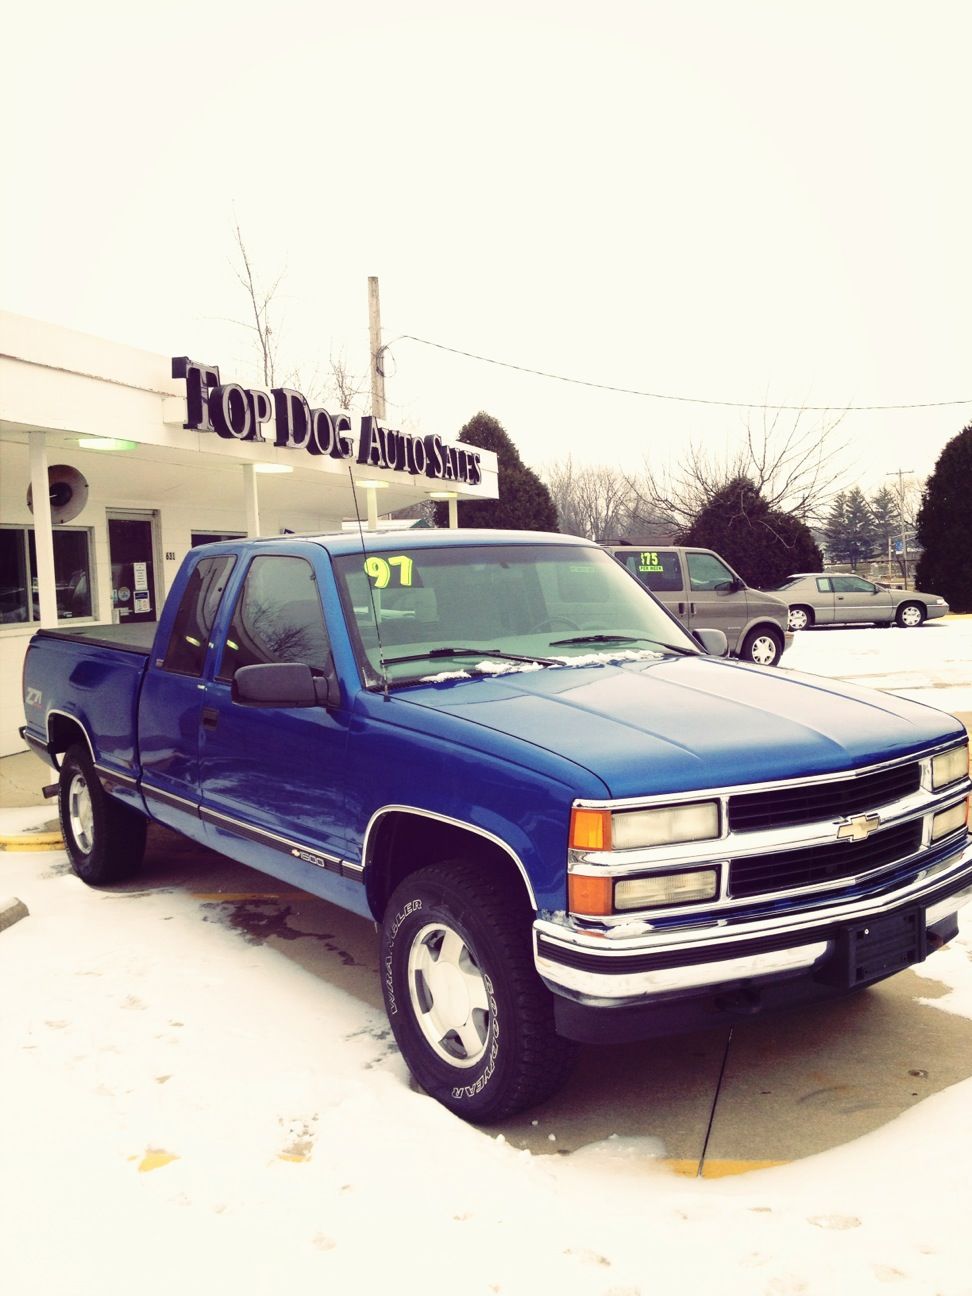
[548, 634, 696, 656]
[382, 646, 559, 667]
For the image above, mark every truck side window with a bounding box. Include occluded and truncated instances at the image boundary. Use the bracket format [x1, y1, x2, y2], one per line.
[687, 552, 736, 591]
[161, 555, 236, 677]
[217, 555, 331, 681]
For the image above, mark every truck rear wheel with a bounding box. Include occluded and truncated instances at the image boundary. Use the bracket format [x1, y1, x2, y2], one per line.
[58, 744, 146, 885]
[380, 860, 575, 1122]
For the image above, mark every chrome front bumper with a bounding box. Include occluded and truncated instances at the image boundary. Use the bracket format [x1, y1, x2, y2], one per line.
[535, 834, 972, 1007]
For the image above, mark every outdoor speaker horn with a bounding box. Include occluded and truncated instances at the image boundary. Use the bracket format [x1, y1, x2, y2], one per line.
[26, 465, 89, 524]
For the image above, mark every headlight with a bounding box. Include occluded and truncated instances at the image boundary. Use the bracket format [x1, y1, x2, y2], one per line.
[932, 744, 969, 790]
[568, 867, 721, 916]
[615, 869, 719, 910]
[570, 801, 721, 851]
[613, 801, 720, 850]
[931, 801, 969, 842]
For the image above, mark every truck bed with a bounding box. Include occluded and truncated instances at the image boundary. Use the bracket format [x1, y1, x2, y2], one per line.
[32, 622, 157, 656]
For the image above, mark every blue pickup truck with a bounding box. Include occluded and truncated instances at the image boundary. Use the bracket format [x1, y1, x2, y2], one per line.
[20, 530, 972, 1121]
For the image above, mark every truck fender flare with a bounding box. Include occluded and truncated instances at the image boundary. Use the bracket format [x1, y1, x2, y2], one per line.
[46, 708, 96, 766]
[45, 710, 140, 794]
[361, 804, 539, 912]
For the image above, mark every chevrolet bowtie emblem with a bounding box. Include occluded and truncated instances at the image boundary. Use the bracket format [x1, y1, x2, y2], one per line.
[837, 813, 881, 842]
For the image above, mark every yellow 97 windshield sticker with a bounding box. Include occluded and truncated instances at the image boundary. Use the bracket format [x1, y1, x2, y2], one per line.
[639, 550, 664, 573]
[364, 555, 414, 588]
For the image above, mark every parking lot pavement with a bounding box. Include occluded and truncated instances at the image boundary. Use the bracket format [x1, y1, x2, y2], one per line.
[3, 815, 967, 1174]
[1, 619, 969, 1174]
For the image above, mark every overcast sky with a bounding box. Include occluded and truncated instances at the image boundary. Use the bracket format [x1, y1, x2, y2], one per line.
[4, 1, 971, 495]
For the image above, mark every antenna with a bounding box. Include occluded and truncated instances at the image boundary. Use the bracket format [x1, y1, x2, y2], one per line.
[346, 463, 391, 699]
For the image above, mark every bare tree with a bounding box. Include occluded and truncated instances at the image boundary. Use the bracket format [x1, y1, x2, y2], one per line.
[543, 458, 668, 541]
[627, 409, 849, 534]
[230, 224, 367, 411]
[232, 222, 284, 389]
[328, 349, 369, 411]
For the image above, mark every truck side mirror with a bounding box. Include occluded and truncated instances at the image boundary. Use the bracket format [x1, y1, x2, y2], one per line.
[692, 628, 729, 657]
[232, 662, 333, 708]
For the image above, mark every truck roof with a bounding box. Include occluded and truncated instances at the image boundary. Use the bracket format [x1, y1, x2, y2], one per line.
[198, 529, 598, 557]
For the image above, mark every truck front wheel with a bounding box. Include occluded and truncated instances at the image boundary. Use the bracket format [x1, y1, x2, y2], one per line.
[380, 861, 575, 1122]
[58, 744, 146, 885]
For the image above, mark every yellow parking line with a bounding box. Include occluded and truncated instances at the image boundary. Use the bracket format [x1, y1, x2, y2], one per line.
[133, 1150, 179, 1173]
[0, 831, 64, 851]
[664, 1158, 788, 1178]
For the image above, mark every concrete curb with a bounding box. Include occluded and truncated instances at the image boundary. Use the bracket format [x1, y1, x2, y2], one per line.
[0, 897, 29, 932]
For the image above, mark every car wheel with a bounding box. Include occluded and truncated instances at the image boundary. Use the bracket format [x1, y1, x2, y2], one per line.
[741, 627, 783, 666]
[58, 744, 146, 885]
[787, 606, 812, 631]
[895, 602, 925, 628]
[380, 860, 575, 1122]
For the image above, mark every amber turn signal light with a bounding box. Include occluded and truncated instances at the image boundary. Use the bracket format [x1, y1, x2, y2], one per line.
[569, 808, 612, 851]
[568, 873, 613, 917]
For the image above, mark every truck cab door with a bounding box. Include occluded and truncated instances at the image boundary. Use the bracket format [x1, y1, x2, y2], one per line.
[198, 553, 354, 884]
[139, 553, 237, 843]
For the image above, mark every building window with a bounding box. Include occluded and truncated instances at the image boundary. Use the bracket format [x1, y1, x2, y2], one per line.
[191, 531, 246, 547]
[0, 526, 94, 624]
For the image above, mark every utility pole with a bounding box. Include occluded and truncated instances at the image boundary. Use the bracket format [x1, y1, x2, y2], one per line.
[886, 468, 913, 589]
[367, 276, 386, 420]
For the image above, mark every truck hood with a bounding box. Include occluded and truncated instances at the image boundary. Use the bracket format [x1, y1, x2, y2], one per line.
[396, 656, 962, 798]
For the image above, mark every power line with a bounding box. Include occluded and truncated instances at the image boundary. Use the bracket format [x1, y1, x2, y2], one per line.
[384, 334, 972, 414]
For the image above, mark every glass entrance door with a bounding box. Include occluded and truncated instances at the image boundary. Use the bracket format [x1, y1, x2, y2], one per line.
[107, 513, 159, 623]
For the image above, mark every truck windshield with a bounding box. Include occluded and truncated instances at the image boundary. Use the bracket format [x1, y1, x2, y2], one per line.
[332, 542, 699, 687]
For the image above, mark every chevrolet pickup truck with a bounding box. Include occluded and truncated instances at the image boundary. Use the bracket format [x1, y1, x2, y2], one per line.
[20, 530, 972, 1122]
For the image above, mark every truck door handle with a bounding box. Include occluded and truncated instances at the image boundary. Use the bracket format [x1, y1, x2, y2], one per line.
[201, 706, 219, 730]
[678, 602, 686, 615]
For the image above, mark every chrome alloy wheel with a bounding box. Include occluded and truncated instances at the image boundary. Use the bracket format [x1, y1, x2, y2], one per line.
[899, 604, 924, 627]
[787, 607, 810, 631]
[68, 772, 95, 854]
[406, 921, 491, 1067]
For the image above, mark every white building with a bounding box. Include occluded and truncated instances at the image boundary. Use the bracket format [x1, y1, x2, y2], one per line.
[0, 313, 498, 756]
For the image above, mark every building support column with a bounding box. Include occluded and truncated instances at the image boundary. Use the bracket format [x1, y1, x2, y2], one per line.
[242, 464, 261, 538]
[448, 497, 458, 529]
[28, 431, 58, 627]
[366, 486, 378, 531]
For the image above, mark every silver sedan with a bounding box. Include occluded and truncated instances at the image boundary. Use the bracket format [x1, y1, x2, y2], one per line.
[773, 573, 950, 630]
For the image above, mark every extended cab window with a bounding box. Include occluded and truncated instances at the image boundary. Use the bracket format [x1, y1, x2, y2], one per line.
[687, 552, 737, 591]
[217, 556, 331, 681]
[619, 549, 682, 593]
[161, 555, 236, 676]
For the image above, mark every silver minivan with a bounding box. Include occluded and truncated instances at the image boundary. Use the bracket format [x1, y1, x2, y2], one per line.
[607, 545, 792, 666]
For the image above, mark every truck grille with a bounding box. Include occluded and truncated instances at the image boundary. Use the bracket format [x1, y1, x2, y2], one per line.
[728, 820, 923, 900]
[727, 762, 921, 833]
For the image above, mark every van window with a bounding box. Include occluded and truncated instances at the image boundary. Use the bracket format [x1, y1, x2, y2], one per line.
[619, 549, 683, 593]
[687, 552, 736, 592]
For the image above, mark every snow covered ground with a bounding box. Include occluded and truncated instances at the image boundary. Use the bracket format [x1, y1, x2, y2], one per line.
[0, 623, 970, 1295]
[783, 618, 972, 716]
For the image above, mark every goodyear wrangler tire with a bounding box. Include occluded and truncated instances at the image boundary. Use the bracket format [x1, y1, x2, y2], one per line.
[380, 860, 575, 1122]
[58, 744, 146, 885]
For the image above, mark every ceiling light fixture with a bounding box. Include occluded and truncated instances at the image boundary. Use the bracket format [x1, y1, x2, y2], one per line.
[78, 437, 138, 451]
